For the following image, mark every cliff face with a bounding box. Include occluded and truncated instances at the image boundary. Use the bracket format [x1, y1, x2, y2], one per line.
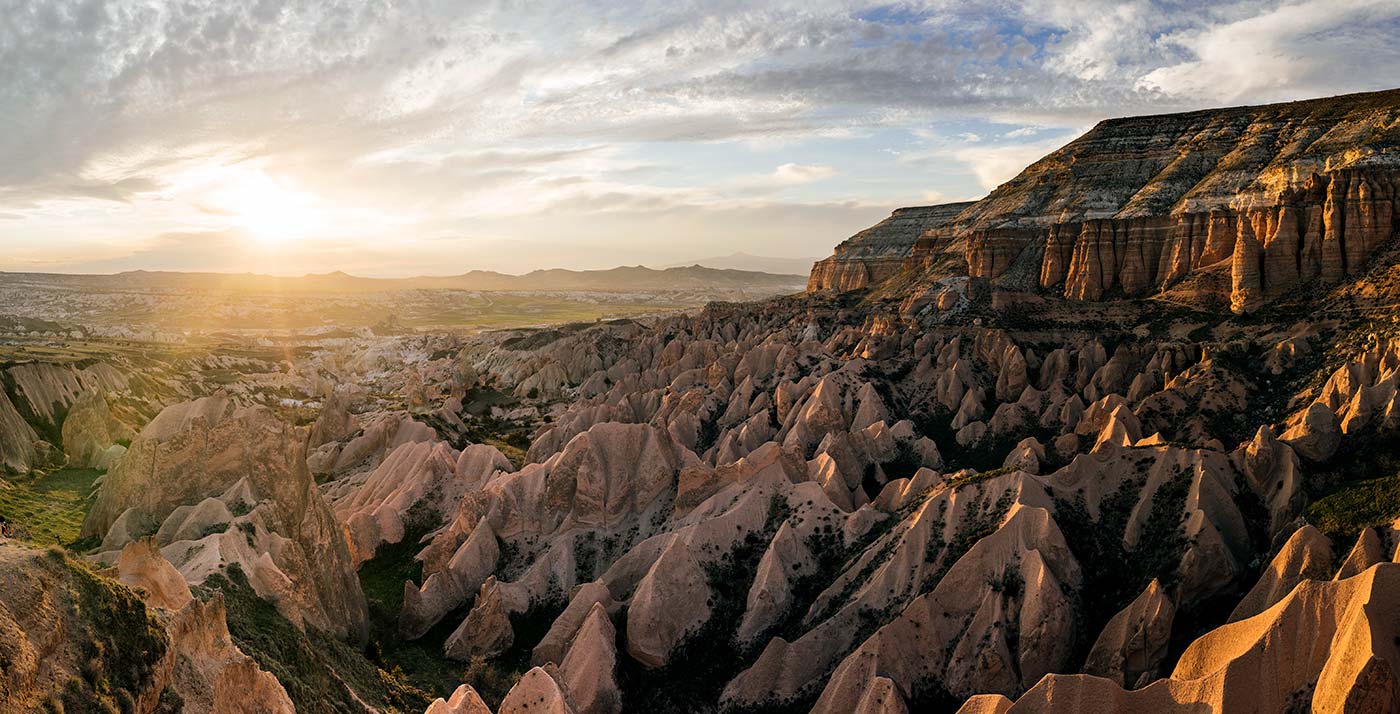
[807, 203, 973, 291]
[811, 88, 1400, 313]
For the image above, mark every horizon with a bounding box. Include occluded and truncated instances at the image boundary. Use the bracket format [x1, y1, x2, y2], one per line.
[0, 252, 821, 279]
[5, 6, 1400, 714]
[4, 1, 1399, 276]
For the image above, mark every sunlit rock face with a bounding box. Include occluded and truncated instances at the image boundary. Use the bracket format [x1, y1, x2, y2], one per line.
[978, 561, 1400, 714]
[82, 395, 369, 642]
[0, 541, 293, 714]
[809, 89, 1400, 315]
[808, 203, 974, 292]
[13, 88, 1400, 714]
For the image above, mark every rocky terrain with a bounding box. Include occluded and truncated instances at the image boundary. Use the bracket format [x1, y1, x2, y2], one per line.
[807, 203, 974, 292]
[2, 88, 1399, 714]
[813, 88, 1400, 316]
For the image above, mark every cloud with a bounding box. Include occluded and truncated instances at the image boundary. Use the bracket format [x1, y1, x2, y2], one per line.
[954, 138, 1074, 191]
[1136, 0, 1400, 103]
[2, 0, 1397, 272]
[770, 163, 838, 185]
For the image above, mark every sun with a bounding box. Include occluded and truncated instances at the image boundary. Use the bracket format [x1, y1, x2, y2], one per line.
[203, 167, 327, 243]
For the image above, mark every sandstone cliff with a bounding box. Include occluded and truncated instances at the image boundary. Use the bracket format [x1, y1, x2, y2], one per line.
[810, 88, 1400, 313]
[808, 203, 973, 292]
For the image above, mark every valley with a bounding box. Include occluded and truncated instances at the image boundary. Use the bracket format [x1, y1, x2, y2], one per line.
[2, 88, 1400, 714]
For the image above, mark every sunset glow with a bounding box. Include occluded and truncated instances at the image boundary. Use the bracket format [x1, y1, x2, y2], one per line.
[1, 1, 1397, 276]
[182, 166, 323, 244]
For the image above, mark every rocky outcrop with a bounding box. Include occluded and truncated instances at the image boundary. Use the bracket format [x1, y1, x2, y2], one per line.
[1082, 579, 1175, 688]
[400, 421, 697, 642]
[83, 395, 368, 641]
[61, 390, 133, 469]
[0, 388, 41, 473]
[0, 541, 291, 714]
[1229, 524, 1335, 622]
[117, 537, 194, 610]
[333, 440, 511, 565]
[309, 387, 359, 448]
[559, 604, 621, 714]
[313, 411, 437, 477]
[969, 562, 1400, 713]
[117, 540, 295, 714]
[3, 360, 128, 430]
[499, 666, 576, 714]
[626, 535, 712, 668]
[808, 204, 973, 292]
[809, 89, 1400, 314]
[0, 544, 169, 712]
[426, 685, 493, 714]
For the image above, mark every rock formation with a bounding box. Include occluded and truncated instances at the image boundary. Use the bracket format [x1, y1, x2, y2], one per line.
[808, 203, 974, 292]
[0, 541, 292, 713]
[82, 395, 368, 641]
[808, 88, 1400, 315]
[61, 390, 133, 469]
[0, 388, 42, 473]
[426, 267, 1386, 713]
[972, 563, 1400, 713]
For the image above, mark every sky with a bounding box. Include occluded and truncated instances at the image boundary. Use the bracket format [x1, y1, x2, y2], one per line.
[1, 0, 1398, 276]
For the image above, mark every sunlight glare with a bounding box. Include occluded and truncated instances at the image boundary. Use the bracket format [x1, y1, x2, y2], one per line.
[203, 167, 327, 243]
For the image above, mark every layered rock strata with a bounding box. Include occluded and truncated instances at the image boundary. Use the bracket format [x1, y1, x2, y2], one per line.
[809, 89, 1400, 314]
[808, 203, 973, 292]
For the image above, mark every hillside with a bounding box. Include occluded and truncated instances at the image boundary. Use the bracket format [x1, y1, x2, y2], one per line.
[665, 252, 819, 276]
[810, 88, 1400, 313]
[5, 89, 1400, 714]
[2, 264, 807, 295]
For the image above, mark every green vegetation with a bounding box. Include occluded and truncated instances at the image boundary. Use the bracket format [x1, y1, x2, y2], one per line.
[1308, 477, 1400, 541]
[617, 494, 791, 713]
[412, 402, 532, 470]
[356, 529, 565, 709]
[461, 423, 531, 469]
[209, 564, 434, 714]
[44, 547, 169, 714]
[0, 467, 103, 546]
[1305, 429, 1400, 541]
[913, 406, 1061, 473]
[472, 594, 568, 707]
[928, 486, 1017, 588]
[813, 511, 904, 624]
[461, 387, 518, 417]
[946, 465, 1016, 490]
[1053, 470, 1191, 667]
[358, 533, 472, 706]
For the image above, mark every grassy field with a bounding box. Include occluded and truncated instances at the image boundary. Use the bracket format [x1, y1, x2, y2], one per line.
[0, 467, 103, 546]
[1304, 431, 1400, 542]
[3, 286, 701, 335]
[1307, 475, 1400, 541]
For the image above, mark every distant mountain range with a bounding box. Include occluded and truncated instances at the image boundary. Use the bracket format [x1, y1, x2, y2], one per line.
[1, 265, 809, 294]
[664, 252, 819, 276]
